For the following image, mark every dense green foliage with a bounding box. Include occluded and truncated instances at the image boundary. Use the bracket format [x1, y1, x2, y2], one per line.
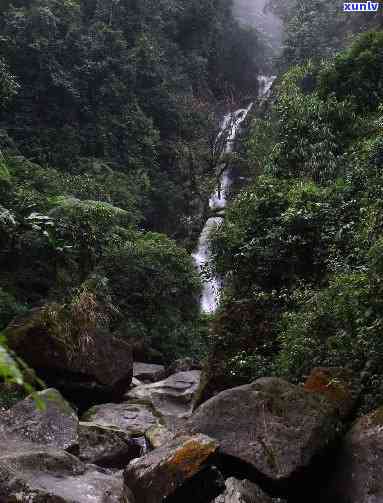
[266, 0, 383, 69]
[97, 230, 202, 358]
[0, 0, 262, 375]
[0, 152, 203, 359]
[2, 0, 383, 420]
[210, 30, 383, 413]
[0, 0, 261, 240]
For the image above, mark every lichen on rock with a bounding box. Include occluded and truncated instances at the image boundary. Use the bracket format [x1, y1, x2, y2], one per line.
[124, 433, 219, 503]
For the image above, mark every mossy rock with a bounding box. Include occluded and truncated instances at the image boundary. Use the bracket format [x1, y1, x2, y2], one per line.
[4, 307, 133, 408]
[1, 388, 79, 452]
[187, 377, 344, 486]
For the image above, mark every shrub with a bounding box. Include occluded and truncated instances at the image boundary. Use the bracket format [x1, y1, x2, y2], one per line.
[274, 268, 383, 413]
[266, 63, 357, 182]
[319, 31, 383, 112]
[211, 176, 360, 297]
[98, 231, 201, 360]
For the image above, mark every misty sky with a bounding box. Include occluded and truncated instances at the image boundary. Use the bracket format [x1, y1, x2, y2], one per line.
[232, 0, 283, 50]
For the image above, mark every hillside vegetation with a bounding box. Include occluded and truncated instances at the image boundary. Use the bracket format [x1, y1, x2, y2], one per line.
[204, 26, 383, 414]
[2, 4, 383, 502]
[0, 0, 262, 388]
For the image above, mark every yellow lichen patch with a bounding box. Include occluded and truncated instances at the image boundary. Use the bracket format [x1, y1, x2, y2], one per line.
[167, 438, 216, 478]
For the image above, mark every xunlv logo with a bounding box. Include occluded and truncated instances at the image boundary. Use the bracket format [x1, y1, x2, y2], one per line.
[343, 2, 380, 10]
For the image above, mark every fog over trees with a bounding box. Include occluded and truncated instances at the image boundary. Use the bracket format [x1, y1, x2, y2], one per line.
[233, 0, 283, 58]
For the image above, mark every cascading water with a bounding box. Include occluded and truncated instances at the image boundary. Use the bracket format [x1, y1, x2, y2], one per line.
[193, 75, 276, 314]
[257, 75, 276, 97]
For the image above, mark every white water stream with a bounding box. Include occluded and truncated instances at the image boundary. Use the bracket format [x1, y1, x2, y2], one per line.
[193, 75, 275, 314]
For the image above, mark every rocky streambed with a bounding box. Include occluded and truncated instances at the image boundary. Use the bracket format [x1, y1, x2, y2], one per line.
[0, 361, 381, 502]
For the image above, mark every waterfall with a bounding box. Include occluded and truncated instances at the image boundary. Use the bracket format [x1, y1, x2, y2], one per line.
[193, 76, 275, 314]
[258, 75, 276, 96]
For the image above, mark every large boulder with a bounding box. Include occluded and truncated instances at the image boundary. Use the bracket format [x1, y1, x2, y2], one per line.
[0, 434, 127, 502]
[78, 422, 143, 468]
[82, 401, 161, 437]
[320, 406, 383, 502]
[1, 388, 78, 452]
[4, 308, 133, 408]
[124, 433, 219, 503]
[133, 362, 166, 383]
[125, 370, 201, 430]
[214, 478, 285, 503]
[186, 377, 342, 485]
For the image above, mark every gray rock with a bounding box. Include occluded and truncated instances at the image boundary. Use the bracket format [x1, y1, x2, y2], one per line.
[30, 469, 128, 503]
[131, 377, 143, 387]
[79, 421, 143, 468]
[126, 370, 201, 430]
[186, 377, 342, 483]
[214, 478, 284, 503]
[320, 406, 383, 502]
[82, 401, 161, 436]
[1, 388, 78, 452]
[0, 435, 127, 502]
[133, 362, 166, 383]
[124, 433, 219, 503]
